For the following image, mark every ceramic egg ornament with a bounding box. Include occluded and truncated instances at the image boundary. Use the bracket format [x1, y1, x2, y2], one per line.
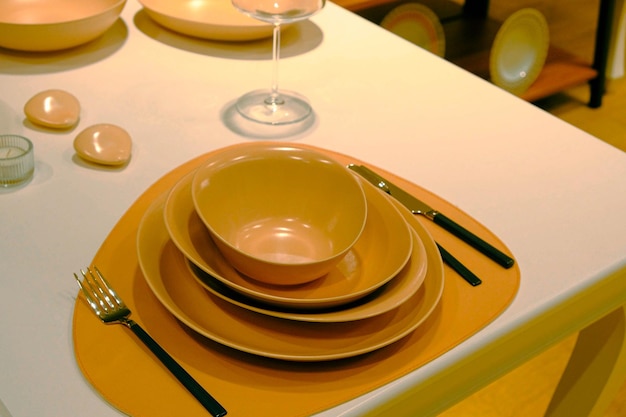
[74, 123, 132, 166]
[24, 89, 81, 129]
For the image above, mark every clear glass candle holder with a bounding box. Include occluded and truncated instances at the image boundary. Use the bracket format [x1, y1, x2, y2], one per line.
[0, 135, 34, 188]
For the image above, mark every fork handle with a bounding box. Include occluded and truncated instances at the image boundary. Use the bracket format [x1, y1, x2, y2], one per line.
[126, 319, 228, 417]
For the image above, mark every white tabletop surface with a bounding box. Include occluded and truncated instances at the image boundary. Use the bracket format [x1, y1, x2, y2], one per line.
[2, 1, 626, 416]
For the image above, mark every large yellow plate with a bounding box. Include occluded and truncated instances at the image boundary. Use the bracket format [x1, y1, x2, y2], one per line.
[163, 170, 416, 309]
[73, 143, 520, 417]
[138, 192, 444, 361]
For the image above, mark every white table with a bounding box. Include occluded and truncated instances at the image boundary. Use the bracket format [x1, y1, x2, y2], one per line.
[2, 1, 626, 416]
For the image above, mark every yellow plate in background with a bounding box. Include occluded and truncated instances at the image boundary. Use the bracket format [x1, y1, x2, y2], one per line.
[381, 3, 445, 57]
[138, 0, 273, 41]
[490, 8, 549, 96]
[0, 0, 126, 52]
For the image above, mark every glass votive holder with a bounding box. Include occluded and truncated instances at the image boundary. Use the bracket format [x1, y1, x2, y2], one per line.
[0, 135, 34, 188]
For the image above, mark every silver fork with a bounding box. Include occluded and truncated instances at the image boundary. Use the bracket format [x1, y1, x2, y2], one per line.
[74, 267, 227, 417]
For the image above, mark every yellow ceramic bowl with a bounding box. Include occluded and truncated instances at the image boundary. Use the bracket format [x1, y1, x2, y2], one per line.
[164, 170, 415, 310]
[191, 143, 368, 286]
[0, 0, 126, 52]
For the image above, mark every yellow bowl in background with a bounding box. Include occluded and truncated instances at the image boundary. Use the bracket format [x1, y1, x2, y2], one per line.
[191, 143, 368, 286]
[0, 0, 126, 52]
[138, 0, 273, 42]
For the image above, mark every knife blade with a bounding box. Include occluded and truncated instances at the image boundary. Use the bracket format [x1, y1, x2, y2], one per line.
[349, 164, 482, 286]
[349, 164, 514, 269]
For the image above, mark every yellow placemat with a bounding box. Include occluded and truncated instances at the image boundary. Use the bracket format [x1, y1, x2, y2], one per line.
[73, 142, 520, 417]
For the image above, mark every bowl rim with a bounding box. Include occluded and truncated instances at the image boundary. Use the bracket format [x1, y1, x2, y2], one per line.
[0, 0, 127, 26]
[137, 0, 267, 28]
[190, 143, 368, 271]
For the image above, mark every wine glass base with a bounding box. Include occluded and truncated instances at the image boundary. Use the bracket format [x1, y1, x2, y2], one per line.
[235, 89, 312, 125]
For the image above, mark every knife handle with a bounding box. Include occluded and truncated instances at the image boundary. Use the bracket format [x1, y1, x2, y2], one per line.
[433, 213, 515, 269]
[436, 243, 482, 286]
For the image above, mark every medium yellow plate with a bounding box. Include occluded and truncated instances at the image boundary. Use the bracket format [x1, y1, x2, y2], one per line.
[490, 8, 549, 96]
[164, 171, 415, 310]
[138, 0, 273, 41]
[381, 3, 445, 57]
[188, 222, 426, 322]
[137, 192, 444, 361]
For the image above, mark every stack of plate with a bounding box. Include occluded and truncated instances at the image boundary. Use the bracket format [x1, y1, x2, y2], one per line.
[136, 158, 444, 361]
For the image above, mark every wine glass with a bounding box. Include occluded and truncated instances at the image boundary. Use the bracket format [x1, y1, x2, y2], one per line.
[232, 0, 325, 125]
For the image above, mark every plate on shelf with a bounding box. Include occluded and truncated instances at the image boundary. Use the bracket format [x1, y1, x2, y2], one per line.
[163, 170, 415, 310]
[137, 192, 444, 361]
[380, 3, 445, 57]
[490, 8, 549, 96]
[138, 0, 273, 41]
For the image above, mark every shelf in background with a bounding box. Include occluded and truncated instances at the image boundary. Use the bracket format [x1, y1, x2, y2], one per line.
[442, 15, 598, 102]
[334, 0, 602, 105]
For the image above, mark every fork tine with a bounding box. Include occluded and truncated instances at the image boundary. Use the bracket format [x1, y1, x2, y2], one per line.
[73, 272, 101, 315]
[92, 266, 126, 308]
[82, 266, 128, 313]
[81, 268, 114, 314]
[76, 267, 131, 324]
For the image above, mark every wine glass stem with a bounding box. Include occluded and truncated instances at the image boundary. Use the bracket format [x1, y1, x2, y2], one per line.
[267, 23, 284, 106]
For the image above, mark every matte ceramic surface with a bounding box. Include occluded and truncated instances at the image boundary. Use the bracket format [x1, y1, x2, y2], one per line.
[490, 8, 549, 96]
[73, 123, 132, 166]
[137, 192, 444, 361]
[0, 0, 126, 51]
[24, 89, 80, 129]
[191, 143, 368, 286]
[166, 170, 413, 309]
[381, 3, 445, 57]
[139, 0, 273, 41]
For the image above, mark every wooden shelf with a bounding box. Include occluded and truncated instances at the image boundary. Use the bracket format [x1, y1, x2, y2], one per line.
[334, 0, 606, 106]
[522, 48, 597, 102]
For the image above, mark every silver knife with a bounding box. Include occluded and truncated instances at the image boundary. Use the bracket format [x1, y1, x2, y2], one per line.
[349, 164, 514, 269]
[349, 165, 481, 286]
